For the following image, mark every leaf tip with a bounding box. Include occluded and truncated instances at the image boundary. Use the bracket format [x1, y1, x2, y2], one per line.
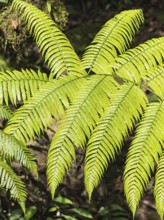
[19, 201, 26, 213]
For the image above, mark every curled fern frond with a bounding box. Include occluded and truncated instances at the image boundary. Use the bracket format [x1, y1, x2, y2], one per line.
[47, 75, 118, 197]
[113, 37, 164, 83]
[0, 105, 12, 120]
[124, 102, 164, 216]
[12, 0, 86, 78]
[84, 84, 147, 198]
[0, 69, 49, 105]
[82, 9, 144, 74]
[154, 152, 164, 219]
[0, 161, 26, 212]
[0, 131, 38, 177]
[4, 76, 87, 143]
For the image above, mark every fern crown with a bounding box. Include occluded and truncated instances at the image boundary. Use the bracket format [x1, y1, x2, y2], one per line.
[1, 1, 164, 218]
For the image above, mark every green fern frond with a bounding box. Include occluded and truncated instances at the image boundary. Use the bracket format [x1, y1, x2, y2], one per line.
[4, 76, 87, 143]
[113, 37, 164, 83]
[47, 134, 76, 199]
[124, 102, 164, 216]
[82, 9, 143, 74]
[0, 161, 26, 212]
[0, 105, 12, 119]
[0, 69, 49, 105]
[47, 75, 118, 197]
[84, 84, 147, 198]
[12, 0, 86, 78]
[154, 152, 164, 219]
[0, 131, 38, 177]
[143, 64, 164, 99]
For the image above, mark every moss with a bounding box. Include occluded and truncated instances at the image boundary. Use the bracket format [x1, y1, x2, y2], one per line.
[0, 0, 68, 52]
[0, 6, 28, 51]
[45, 0, 68, 30]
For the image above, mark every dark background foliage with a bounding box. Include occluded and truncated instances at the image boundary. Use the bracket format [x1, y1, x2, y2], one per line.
[0, 0, 163, 219]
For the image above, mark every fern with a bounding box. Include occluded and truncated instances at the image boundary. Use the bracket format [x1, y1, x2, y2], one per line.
[113, 37, 164, 82]
[0, 161, 26, 212]
[154, 152, 164, 219]
[0, 126, 37, 210]
[11, 0, 86, 78]
[4, 76, 87, 142]
[0, 131, 37, 176]
[82, 9, 144, 74]
[47, 75, 118, 196]
[1, 1, 164, 218]
[124, 102, 164, 216]
[85, 83, 147, 198]
[143, 64, 164, 99]
[0, 105, 12, 119]
[0, 69, 49, 105]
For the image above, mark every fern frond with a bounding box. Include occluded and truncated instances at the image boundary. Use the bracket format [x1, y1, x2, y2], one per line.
[84, 84, 147, 198]
[124, 102, 164, 216]
[47, 75, 118, 197]
[4, 76, 87, 143]
[143, 64, 164, 99]
[12, 0, 86, 78]
[82, 9, 143, 74]
[154, 152, 164, 219]
[0, 131, 38, 176]
[0, 105, 12, 119]
[0, 161, 26, 212]
[113, 37, 164, 83]
[0, 69, 49, 105]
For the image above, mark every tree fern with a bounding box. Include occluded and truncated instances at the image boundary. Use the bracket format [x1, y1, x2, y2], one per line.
[0, 131, 37, 176]
[85, 83, 147, 198]
[1, 1, 164, 218]
[4, 76, 87, 143]
[0, 120, 37, 210]
[124, 102, 164, 216]
[12, 0, 86, 78]
[154, 152, 164, 219]
[82, 9, 144, 74]
[47, 75, 118, 196]
[0, 105, 12, 119]
[143, 64, 164, 99]
[0, 161, 26, 212]
[0, 69, 49, 105]
[113, 37, 164, 83]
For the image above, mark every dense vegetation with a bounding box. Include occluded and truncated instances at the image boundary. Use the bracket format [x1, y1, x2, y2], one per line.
[0, 0, 164, 219]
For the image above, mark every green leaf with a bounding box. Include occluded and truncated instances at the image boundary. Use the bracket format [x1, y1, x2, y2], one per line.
[85, 83, 147, 198]
[113, 37, 164, 83]
[0, 105, 12, 120]
[12, 0, 86, 78]
[124, 102, 164, 216]
[82, 9, 144, 74]
[54, 195, 73, 205]
[49, 206, 59, 212]
[143, 64, 164, 99]
[0, 69, 49, 106]
[0, 162, 27, 212]
[70, 208, 93, 219]
[154, 152, 164, 219]
[46, 0, 51, 13]
[4, 76, 86, 143]
[9, 209, 23, 220]
[0, 131, 38, 177]
[62, 214, 78, 220]
[47, 75, 118, 197]
[24, 206, 37, 220]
